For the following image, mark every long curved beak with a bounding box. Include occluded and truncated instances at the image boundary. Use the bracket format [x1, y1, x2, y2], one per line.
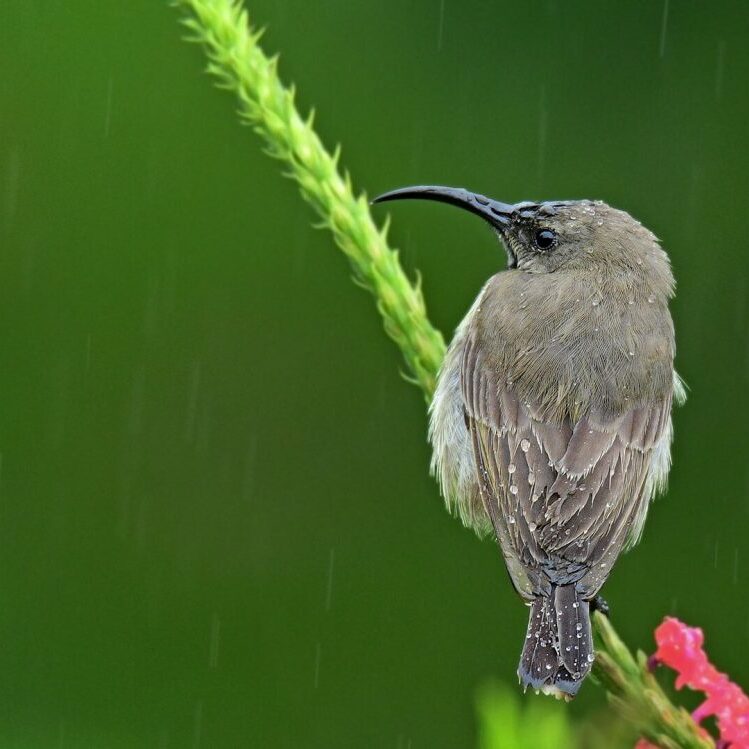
[371, 185, 515, 230]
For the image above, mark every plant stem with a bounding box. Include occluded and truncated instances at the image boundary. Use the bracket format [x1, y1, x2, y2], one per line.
[172, 2, 710, 746]
[174, 0, 445, 400]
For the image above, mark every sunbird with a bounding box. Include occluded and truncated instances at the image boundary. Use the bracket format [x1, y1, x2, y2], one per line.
[374, 186, 684, 699]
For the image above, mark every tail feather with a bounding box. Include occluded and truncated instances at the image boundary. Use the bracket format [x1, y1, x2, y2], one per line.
[518, 585, 593, 699]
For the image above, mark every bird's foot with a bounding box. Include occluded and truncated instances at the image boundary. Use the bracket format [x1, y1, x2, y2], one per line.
[590, 595, 610, 617]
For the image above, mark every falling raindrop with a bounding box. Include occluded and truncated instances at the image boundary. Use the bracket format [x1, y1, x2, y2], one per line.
[84, 333, 93, 381]
[325, 547, 335, 612]
[209, 613, 221, 669]
[733, 548, 739, 585]
[715, 40, 726, 100]
[314, 642, 322, 688]
[184, 361, 201, 442]
[104, 76, 114, 137]
[3, 147, 20, 231]
[157, 728, 170, 749]
[192, 701, 203, 749]
[437, 0, 446, 50]
[659, 0, 669, 58]
[291, 213, 311, 277]
[538, 85, 547, 184]
[129, 365, 146, 436]
[242, 436, 258, 504]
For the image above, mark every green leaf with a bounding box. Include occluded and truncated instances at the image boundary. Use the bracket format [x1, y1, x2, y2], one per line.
[476, 681, 575, 749]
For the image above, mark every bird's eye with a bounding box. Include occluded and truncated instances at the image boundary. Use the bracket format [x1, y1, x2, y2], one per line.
[534, 228, 556, 251]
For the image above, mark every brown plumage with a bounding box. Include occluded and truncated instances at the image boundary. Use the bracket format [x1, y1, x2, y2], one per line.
[373, 187, 684, 698]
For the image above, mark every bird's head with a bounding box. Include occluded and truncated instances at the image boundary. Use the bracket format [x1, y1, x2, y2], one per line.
[373, 185, 671, 281]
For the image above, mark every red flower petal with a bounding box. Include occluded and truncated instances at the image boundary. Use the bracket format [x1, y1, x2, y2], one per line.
[650, 617, 749, 748]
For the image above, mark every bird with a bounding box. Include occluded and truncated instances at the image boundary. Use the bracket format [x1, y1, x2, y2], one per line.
[372, 185, 685, 699]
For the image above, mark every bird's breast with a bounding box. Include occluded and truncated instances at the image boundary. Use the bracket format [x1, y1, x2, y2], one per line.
[472, 271, 675, 422]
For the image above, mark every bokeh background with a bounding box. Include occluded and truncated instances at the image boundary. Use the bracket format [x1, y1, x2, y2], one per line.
[1, 1, 748, 746]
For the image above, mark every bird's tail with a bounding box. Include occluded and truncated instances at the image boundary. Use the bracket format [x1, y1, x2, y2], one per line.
[517, 585, 593, 700]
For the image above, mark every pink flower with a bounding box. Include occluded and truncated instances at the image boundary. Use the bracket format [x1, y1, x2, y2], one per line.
[641, 617, 749, 749]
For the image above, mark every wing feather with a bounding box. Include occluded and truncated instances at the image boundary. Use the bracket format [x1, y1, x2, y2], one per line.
[461, 333, 672, 598]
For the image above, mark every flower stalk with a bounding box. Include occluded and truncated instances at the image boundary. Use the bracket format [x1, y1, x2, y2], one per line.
[592, 613, 714, 749]
[173, 0, 445, 399]
[172, 1, 732, 746]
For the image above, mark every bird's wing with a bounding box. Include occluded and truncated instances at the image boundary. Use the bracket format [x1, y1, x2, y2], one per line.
[461, 332, 672, 598]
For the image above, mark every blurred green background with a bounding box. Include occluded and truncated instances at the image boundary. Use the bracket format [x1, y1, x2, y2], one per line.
[1, 1, 748, 746]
